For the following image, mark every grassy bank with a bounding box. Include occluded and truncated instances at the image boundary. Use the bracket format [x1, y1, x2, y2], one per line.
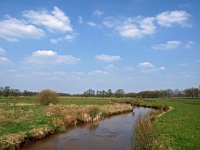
[0, 97, 132, 149]
[1, 97, 199, 149]
[135, 98, 200, 150]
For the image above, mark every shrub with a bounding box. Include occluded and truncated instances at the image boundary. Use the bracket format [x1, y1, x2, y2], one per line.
[37, 89, 59, 106]
[89, 107, 99, 120]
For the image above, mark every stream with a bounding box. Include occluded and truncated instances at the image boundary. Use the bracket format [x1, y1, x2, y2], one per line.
[21, 107, 152, 150]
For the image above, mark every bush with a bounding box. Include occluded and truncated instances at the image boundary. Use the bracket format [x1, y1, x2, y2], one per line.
[37, 89, 59, 106]
[89, 107, 99, 120]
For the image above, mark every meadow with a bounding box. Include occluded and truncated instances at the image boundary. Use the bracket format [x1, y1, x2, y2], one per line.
[0, 97, 199, 149]
[141, 98, 200, 150]
[0, 97, 131, 149]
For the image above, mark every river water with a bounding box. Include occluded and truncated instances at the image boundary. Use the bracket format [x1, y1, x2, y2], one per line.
[21, 107, 152, 150]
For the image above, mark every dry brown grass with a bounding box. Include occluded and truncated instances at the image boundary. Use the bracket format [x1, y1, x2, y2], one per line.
[46, 104, 132, 127]
[15, 117, 27, 123]
[134, 111, 171, 150]
[0, 132, 26, 149]
[0, 116, 13, 124]
[29, 126, 52, 139]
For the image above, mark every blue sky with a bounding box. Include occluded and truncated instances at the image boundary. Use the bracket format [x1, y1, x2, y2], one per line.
[0, 0, 199, 93]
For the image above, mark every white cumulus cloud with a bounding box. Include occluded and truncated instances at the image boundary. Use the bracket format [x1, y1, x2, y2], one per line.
[32, 50, 57, 57]
[26, 50, 80, 65]
[156, 10, 190, 27]
[95, 54, 121, 62]
[88, 70, 108, 76]
[138, 62, 155, 72]
[23, 6, 73, 33]
[102, 10, 190, 39]
[0, 17, 45, 41]
[138, 62, 166, 72]
[152, 40, 181, 50]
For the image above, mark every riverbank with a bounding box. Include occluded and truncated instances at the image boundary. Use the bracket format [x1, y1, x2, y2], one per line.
[135, 98, 200, 150]
[21, 107, 152, 150]
[0, 102, 132, 149]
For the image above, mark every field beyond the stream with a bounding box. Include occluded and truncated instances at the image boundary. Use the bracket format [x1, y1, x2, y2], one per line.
[142, 98, 200, 150]
[0, 97, 200, 149]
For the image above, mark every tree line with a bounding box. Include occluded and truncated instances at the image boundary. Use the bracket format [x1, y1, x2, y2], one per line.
[81, 88, 200, 98]
[0, 86, 200, 98]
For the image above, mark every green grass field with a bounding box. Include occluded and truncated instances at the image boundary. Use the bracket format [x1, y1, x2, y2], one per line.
[0, 97, 112, 137]
[0, 97, 131, 149]
[142, 98, 200, 150]
[0, 97, 199, 149]
[0, 96, 112, 105]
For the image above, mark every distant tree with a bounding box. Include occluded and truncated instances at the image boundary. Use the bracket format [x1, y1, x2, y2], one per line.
[115, 89, 125, 98]
[83, 89, 95, 97]
[165, 89, 173, 98]
[125, 92, 137, 98]
[10, 89, 21, 97]
[101, 90, 107, 97]
[107, 89, 113, 97]
[3, 86, 10, 97]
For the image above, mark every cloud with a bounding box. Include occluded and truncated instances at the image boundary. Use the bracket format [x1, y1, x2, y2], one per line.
[102, 17, 119, 28]
[0, 57, 12, 64]
[26, 50, 80, 65]
[185, 41, 194, 49]
[160, 66, 166, 70]
[104, 64, 118, 71]
[0, 48, 6, 56]
[50, 32, 77, 44]
[64, 34, 76, 41]
[138, 62, 155, 72]
[93, 10, 104, 17]
[152, 40, 181, 50]
[102, 10, 190, 39]
[116, 17, 156, 38]
[88, 70, 108, 76]
[95, 54, 121, 62]
[138, 62, 166, 72]
[23, 6, 73, 33]
[156, 10, 190, 27]
[50, 38, 63, 44]
[32, 50, 56, 57]
[0, 17, 45, 41]
[87, 21, 96, 27]
[78, 16, 83, 24]
[0, 48, 12, 64]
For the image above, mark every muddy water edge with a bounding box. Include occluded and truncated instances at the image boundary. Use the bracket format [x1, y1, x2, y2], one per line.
[21, 107, 152, 150]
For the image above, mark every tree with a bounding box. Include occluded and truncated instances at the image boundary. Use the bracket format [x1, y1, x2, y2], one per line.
[3, 86, 10, 97]
[115, 89, 125, 98]
[107, 89, 113, 97]
[83, 89, 95, 97]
